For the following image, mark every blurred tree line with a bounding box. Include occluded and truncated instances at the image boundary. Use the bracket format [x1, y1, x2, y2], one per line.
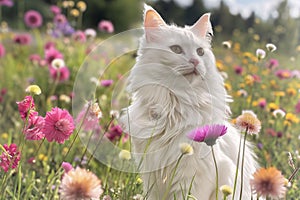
[2, 0, 299, 53]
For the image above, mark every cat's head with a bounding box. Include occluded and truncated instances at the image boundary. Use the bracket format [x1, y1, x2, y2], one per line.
[137, 4, 215, 79]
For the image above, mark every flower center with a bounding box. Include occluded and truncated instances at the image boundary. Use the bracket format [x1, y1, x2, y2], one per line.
[29, 16, 38, 24]
[55, 119, 70, 133]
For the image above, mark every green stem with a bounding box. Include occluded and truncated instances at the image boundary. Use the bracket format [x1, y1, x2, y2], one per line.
[162, 154, 184, 200]
[239, 128, 248, 200]
[211, 146, 219, 200]
[232, 133, 243, 200]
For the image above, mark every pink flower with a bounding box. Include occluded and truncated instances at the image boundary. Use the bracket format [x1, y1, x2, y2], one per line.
[44, 107, 75, 144]
[54, 14, 67, 24]
[234, 65, 243, 75]
[44, 41, 56, 50]
[291, 70, 300, 79]
[275, 69, 291, 79]
[24, 10, 43, 28]
[0, 144, 21, 172]
[45, 47, 63, 65]
[72, 31, 86, 42]
[62, 162, 73, 173]
[76, 103, 102, 131]
[29, 54, 41, 65]
[187, 124, 227, 146]
[258, 98, 267, 109]
[101, 79, 113, 87]
[16, 96, 36, 120]
[23, 115, 45, 140]
[267, 58, 279, 69]
[0, 0, 13, 7]
[295, 100, 300, 114]
[105, 124, 123, 141]
[50, 5, 61, 15]
[13, 33, 32, 45]
[0, 43, 5, 58]
[98, 20, 114, 33]
[49, 66, 70, 82]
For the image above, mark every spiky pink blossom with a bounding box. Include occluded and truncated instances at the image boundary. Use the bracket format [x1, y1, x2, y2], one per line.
[16, 96, 36, 120]
[23, 115, 45, 140]
[0, 144, 21, 172]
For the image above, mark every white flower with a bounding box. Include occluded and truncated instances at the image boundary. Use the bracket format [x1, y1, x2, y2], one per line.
[222, 41, 231, 49]
[25, 85, 41, 95]
[273, 109, 286, 118]
[119, 150, 131, 160]
[179, 143, 194, 155]
[256, 48, 266, 60]
[84, 28, 97, 39]
[266, 43, 277, 52]
[51, 58, 65, 69]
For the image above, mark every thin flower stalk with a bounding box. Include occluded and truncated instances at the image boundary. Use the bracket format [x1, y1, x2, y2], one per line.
[239, 127, 249, 200]
[211, 146, 219, 200]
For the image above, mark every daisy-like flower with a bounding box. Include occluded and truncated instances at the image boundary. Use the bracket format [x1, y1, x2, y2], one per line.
[256, 48, 266, 60]
[24, 10, 43, 28]
[272, 109, 286, 118]
[23, 115, 45, 140]
[43, 107, 75, 144]
[236, 110, 261, 135]
[0, 43, 5, 58]
[251, 167, 286, 199]
[16, 96, 36, 120]
[0, 143, 21, 172]
[187, 124, 227, 146]
[222, 41, 231, 49]
[266, 43, 277, 52]
[59, 167, 103, 200]
[98, 20, 114, 33]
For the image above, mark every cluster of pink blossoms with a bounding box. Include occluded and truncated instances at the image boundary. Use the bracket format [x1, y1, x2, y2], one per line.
[16, 96, 75, 143]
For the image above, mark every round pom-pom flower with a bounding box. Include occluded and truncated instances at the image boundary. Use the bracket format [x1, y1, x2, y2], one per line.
[24, 10, 43, 28]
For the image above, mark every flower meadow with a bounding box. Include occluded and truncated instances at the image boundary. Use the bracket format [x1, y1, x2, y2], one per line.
[0, 1, 300, 200]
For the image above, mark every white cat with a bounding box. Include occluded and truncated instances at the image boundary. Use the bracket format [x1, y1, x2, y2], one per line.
[120, 5, 258, 200]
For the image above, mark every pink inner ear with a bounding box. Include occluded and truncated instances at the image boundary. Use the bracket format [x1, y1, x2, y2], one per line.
[144, 10, 165, 29]
[190, 13, 211, 38]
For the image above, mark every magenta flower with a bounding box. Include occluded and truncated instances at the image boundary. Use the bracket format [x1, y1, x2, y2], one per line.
[258, 98, 267, 109]
[49, 66, 70, 82]
[29, 54, 41, 65]
[0, 43, 5, 58]
[98, 20, 114, 33]
[53, 14, 67, 24]
[187, 124, 227, 146]
[62, 162, 73, 173]
[44, 107, 75, 144]
[72, 30, 86, 42]
[24, 10, 43, 28]
[101, 79, 113, 87]
[13, 33, 32, 45]
[76, 104, 102, 131]
[23, 115, 45, 140]
[16, 96, 36, 120]
[275, 69, 291, 79]
[0, 0, 13, 7]
[45, 47, 63, 65]
[105, 124, 123, 141]
[0, 144, 21, 172]
[44, 41, 56, 50]
[295, 100, 300, 114]
[50, 5, 61, 15]
[267, 58, 279, 69]
[234, 65, 243, 75]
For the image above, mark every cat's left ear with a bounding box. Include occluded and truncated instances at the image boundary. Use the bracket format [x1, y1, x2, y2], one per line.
[190, 13, 213, 41]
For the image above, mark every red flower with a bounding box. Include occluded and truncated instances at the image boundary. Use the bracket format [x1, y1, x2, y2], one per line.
[0, 144, 21, 172]
[44, 107, 75, 144]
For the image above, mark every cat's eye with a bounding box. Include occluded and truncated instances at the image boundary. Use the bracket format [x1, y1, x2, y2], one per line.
[197, 47, 204, 56]
[170, 45, 183, 54]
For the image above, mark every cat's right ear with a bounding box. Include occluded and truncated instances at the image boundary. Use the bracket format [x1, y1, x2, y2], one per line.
[144, 4, 166, 42]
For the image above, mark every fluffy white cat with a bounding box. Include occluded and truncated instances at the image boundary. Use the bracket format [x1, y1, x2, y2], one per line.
[120, 5, 258, 200]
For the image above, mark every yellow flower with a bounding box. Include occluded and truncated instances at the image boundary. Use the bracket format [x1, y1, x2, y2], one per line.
[261, 84, 267, 90]
[179, 143, 194, 155]
[284, 113, 299, 126]
[119, 150, 131, 160]
[38, 154, 48, 161]
[239, 83, 245, 89]
[252, 101, 258, 107]
[270, 80, 278, 89]
[70, 8, 80, 17]
[77, 1, 87, 12]
[224, 83, 232, 91]
[25, 85, 42, 95]
[1, 132, 8, 139]
[268, 103, 279, 112]
[245, 75, 254, 86]
[273, 91, 285, 97]
[236, 89, 248, 97]
[220, 185, 233, 197]
[216, 60, 224, 71]
[286, 88, 297, 96]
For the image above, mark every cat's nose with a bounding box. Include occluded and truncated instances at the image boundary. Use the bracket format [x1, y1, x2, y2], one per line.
[189, 58, 199, 67]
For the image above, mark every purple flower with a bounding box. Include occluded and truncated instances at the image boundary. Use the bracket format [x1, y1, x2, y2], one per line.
[0, 43, 5, 58]
[50, 5, 61, 15]
[0, 0, 13, 7]
[187, 124, 227, 146]
[100, 79, 113, 87]
[13, 33, 32, 45]
[24, 10, 43, 28]
[98, 20, 114, 33]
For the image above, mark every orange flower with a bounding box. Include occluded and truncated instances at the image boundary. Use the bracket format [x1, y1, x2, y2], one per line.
[284, 113, 299, 126]
[286, 88, 296, 96]
[251, 167, 286, 199]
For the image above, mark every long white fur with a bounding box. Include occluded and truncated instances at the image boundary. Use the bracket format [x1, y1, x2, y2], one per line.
[120, 5, 258, 200]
